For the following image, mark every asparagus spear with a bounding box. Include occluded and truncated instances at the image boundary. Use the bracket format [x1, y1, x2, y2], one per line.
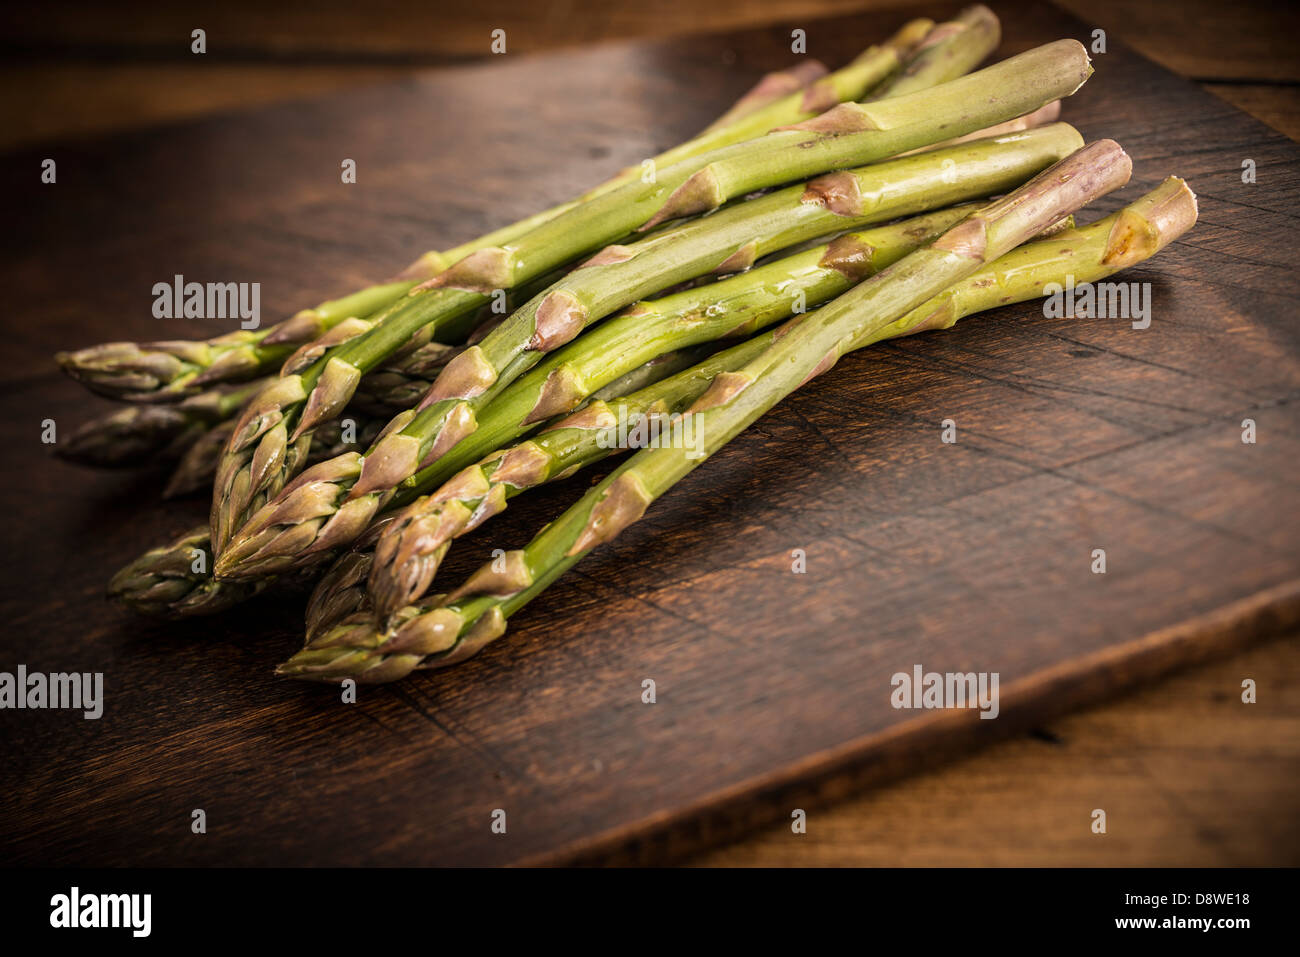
[349, 204, 980, 614]
[209, 40, 1091, 557]
[163, 409, 386, 500]
[53, 379, 267, 469]
[603, 18, 931, 180]
[118, 356, 707, 618]
[679, 5, 997, 158]
[869, 5, 999, 99]
[637, 39, 1090, 231]
[58, 23, 929, 406]
[364, 197, 1109, 618]
[54, 280, 427, 404]
[215, 124, 1084, 581]
[340, 198, 1096, 624]
[278, 141, 1153, 682]
[698, 60, 832, 134]
[304, 517, 399, 640]
[108, 526, 269, 617]
[124, 352, 708, 612]
[365, 333, 781, 620]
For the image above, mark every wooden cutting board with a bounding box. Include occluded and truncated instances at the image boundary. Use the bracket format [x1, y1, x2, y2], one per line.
[1, 1, 1297, 865]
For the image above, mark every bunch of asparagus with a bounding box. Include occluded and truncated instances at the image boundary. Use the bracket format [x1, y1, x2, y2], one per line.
[54, 7, 1198, 684]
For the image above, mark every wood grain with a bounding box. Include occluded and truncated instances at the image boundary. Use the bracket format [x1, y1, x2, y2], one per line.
[2, 1, 1297, 151]
[3, 0, 1294, 80]
[691, 634, 1300, 866]
[1205, 84, 1300, 142]
[0, 3, 1297, 866]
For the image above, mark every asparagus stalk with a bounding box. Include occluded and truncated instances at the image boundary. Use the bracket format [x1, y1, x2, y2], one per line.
[698, 60, 832, 134]
[118, 359, 710, 619]
[54, 280, 428, 404]
[604, 18, 932, 180]
[209, 40, 1091, 557]
[889, 177, 1196, 330]
[53, 379, 267, 469]
[108, 527, 270, 617]
[868, 5, 999, 100]
[58, 24, 929, 406]
[901, 100, 1061, 156]
[279, 141, 1148, 682]
[365, 332, 781, 620]
[163, 409, 386, 500]
[350, 203, 980, 615]
[637, 39, 1090, 231]
[332, 194, 1088, 624]
[304, 517, 399, 640]
[215, 124, 1084, 581]
[364, 199, 1114, 618]
[583, 347, 720, 404]
[596, 7, 991, 184]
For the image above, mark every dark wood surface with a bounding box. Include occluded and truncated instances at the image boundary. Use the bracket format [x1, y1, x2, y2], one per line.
[1, 2, 1297, 865]
[693, 633, 1300, 865]
[2, 1, 1296, 151]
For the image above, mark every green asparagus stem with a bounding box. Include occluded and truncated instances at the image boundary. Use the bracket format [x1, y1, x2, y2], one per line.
[108, 526, 269, 617]
[637, 39, 1090, 231]
[209, 39, 1091, 557]
[353, 205, 988, 615]
[54, 379, 266, 469]
[57, 29, 915, 406]
[279, 141, 1157, 683]
[901, 100, 1061, 156]
[605, 18, 932, 181]
[123, 359, 709, 618]
[55, 280, 426, 403]
[583, 347, 719, 404]
[216, 124, 1084, 581]
[868, 5, 999, 100]
[889, 177, 1196, 330]
[365, 201, 1107, 618]
[697, 60, 832, 134]
[697, 5, 996, 149]
[365, 333, 781, 620]
[163, 409, 385, 500]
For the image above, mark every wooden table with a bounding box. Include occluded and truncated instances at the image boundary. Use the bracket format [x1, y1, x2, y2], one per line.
[1, 0, 1296, 866]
